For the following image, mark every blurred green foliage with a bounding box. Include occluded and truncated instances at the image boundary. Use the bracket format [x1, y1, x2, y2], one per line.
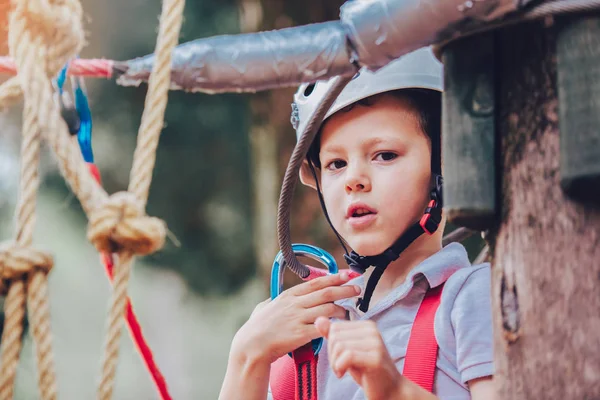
[47, 0, 257, 295]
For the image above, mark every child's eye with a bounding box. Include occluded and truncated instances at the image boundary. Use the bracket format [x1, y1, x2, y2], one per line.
[325, 159, 347, 170]
[374, 152, 398, 161]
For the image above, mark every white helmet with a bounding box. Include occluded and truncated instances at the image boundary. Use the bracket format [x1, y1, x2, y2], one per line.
[290, 46, 443, 139]
[287, 47, 445, 312]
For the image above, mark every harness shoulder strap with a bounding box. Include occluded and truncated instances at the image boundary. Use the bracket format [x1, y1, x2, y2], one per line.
[402, 283, 445, 393]
[269, 343, 318, 400]
[292, 343, 318, 400]
[269, 268, 360, 400]
[270, 354, 296, 400]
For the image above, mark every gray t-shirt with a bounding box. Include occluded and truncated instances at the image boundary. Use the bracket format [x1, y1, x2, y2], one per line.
[269, 243, 494, 399]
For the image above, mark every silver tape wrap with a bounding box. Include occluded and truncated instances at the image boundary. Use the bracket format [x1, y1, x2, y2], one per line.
[116, 0, 537, 92]
[340, 0, 526, 70]
[116, 21, 355, 93]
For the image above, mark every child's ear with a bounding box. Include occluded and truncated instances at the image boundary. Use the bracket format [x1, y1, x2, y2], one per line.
[299, 160, 318, 190]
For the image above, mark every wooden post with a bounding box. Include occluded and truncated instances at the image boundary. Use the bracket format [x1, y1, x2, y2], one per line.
[441, 33, 497, 231]
[490, 19, 600, 399]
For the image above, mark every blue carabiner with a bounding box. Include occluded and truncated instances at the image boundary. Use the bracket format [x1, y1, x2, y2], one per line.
[270, 244, 338, 356]
[73, 81, 93, 163]
[56, 64, 68, 93]
[56, 60, 94, 163]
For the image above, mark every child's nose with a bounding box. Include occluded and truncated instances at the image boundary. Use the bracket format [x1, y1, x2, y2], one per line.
[347, 182, 365, 191]
[345, 169, 371, 193]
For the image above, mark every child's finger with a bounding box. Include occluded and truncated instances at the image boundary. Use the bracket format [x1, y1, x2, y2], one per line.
[304, 304, 347, 323]
[288, 271, 353, 297]
[315, 316, 331, 338]
[329, 338, 370, 364]
[332, 349, 372, 378]
[328, 320, 379, 340]
[300, 284, 360, 308]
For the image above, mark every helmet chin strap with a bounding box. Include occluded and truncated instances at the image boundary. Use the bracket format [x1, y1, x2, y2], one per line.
[308, 161, 443, 312]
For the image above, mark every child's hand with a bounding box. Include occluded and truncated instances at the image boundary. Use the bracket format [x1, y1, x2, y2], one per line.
[315, 317, 403, 400]
[231, 271, 360, 366]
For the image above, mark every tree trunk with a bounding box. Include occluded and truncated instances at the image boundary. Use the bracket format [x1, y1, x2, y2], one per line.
[491, 19, 600, 399]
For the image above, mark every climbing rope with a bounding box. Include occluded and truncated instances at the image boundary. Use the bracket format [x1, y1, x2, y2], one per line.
[0, 57, 113, 79]
[0, 0, 183, 398]
[56, 62, 172, 399]
[88, 0, 184, 396]
[276, 75, 354, 278]
[0, 0, 84, 398]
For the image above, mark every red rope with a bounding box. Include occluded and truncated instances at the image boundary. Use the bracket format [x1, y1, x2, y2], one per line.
[88, 163, 172, 400]
[0, 57, 114, 78]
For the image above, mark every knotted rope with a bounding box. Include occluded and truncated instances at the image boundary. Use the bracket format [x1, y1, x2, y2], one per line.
[0, 244, 54, 399]
[0, 243, 53, 294]
[2, 0, 183, 396]
[0, 0, 184, 398]
[87, 192, 166, 256]
[94, 0, 184, 397]
[0, 0, 182, 395]
[92, 192, 169, 399]
[0, 0, 84, 398]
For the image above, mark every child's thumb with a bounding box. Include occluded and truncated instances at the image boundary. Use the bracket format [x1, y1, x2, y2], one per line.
[315, 316, 331, 338]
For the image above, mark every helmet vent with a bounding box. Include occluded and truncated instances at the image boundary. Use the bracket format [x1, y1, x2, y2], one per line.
[303, 83, 316, 97]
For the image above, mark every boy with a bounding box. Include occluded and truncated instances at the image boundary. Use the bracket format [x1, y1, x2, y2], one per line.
[219, 47, 494, 400]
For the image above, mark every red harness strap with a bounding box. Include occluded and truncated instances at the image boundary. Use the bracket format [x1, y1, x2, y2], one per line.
[270, 351, 296, 399]
[270, 282, 445, 399]
[292, 343, 318, 400]
[269, 341, 319, 400]
[402, 283, 445, 393]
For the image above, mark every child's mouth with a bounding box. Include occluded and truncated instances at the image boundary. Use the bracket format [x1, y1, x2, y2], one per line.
[348, 212, 377, 228]
[352, 209, 374, 217]
[347, 204, 378, 228]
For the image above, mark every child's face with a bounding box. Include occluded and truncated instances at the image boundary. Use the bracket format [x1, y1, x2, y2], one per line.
[318, 94, 432, 256]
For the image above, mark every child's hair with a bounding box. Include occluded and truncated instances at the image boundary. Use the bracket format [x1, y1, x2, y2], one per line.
[307, 88, 441, 176]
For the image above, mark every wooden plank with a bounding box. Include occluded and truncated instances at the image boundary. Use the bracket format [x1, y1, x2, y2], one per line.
[441, 33, 496, 231]
[557, 16, 600, 203]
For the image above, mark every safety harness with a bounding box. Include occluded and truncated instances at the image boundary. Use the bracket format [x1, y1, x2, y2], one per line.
[268, 168, 445, 399]
[268, 121, 445, 399]
[269, 280, 446, 399]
